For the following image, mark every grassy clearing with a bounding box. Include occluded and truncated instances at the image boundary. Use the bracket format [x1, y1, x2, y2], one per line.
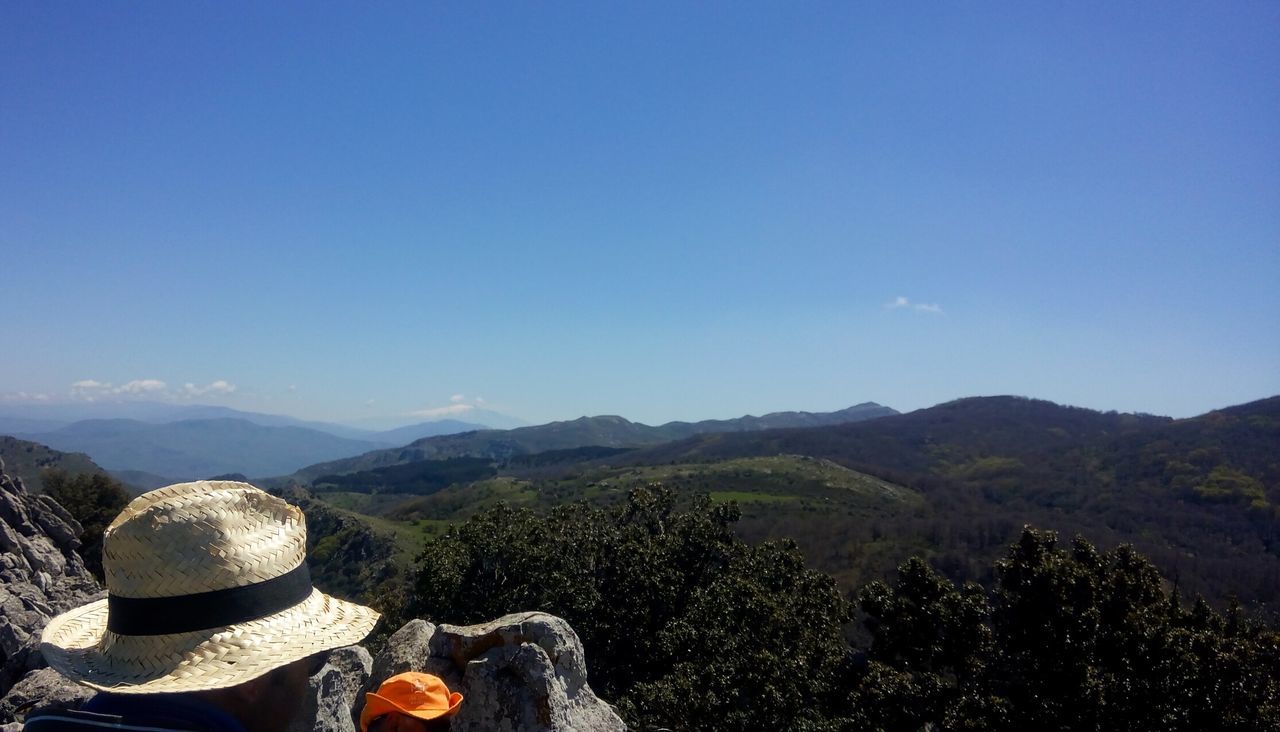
[709, 490, 798, 504]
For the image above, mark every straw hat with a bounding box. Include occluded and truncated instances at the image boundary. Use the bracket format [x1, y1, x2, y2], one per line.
[361, 672, 463, 730]
[41, 480, 380, 694]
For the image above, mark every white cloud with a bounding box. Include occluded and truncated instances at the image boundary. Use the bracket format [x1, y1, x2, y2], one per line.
[2, 391, 51, 402]
[182, 380, 236, 397]
[288, 384, 297, 392]
[70, 380, 114, 399]
[885, 296, 944, 315]
[117, 379, 168, 395]
[69, 377, 238, 401]
[450, 394, 466, 403]
[410, 403, 476, 418]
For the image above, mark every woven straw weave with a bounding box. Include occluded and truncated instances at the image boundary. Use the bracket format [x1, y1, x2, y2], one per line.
[41, 481, 379, 694]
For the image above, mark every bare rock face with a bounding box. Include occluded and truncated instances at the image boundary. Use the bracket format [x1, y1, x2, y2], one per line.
[359, 612, 626, 732]
[289, 645, 374, 732]
[0, 458, 101, 714]
[369, 618, 436, 683]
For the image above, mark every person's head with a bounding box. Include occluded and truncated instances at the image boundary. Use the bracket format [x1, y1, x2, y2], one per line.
[360, 672, 462, 732]
[40, 481, 380, 731]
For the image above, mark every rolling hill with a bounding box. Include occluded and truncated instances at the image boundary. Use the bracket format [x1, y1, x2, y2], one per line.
[292, 402, 898, 480]
[594, 395, 1280, 607]
[0, 436, 112, 493]
[295, 395, 1280, 614]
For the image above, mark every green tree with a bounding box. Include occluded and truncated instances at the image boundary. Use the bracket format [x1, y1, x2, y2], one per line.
[39, 468, 131, 581]
[854, 528, 1280, 731]
[853, 558, 1004, 731]
[407, 486, 855, 731]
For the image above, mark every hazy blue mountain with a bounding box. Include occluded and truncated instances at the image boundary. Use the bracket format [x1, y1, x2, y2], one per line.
[109, 469, 180, 493]
[17, 418, 388, 480]
[345, 408, 529, 432]
[368, 420, 488, 445]
[1, 401, 521, 439]
[293, 402, 897, 480]
[0, 435, 110, 493]
[0, 416, 71, 434]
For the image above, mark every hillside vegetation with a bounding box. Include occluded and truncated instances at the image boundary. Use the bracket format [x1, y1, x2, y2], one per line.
[292, 402, 897, 481]
[395, 487, 1279, 731]
[299, 395, 1280, 615]
[0, 436, 110, 493]
[598, 396, 1280, 608]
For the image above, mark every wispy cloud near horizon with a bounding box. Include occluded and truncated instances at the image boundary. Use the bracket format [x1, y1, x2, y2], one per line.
[410, 403, 476, 418]
[410, 394, 488, 419]
[885, 296, 944, 315]
[67, 378, 238, 402]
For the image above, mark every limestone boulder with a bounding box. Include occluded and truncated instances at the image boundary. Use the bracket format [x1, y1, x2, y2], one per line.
[0, 459, 101, 722]
[289, 645, 373, 732]
[362, 612, 626, 732]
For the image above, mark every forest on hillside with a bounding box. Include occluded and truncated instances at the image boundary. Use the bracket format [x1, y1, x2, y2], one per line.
[399, 488, 1278, 731]
[287, 396, 1280, 619]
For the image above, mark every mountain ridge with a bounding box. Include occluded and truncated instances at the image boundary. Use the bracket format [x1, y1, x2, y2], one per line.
[292, 402, 898, 480]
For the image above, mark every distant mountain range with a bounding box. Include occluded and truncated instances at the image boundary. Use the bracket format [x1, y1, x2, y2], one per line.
[10, 417, 490, 481]
[0, 402, 502, 480]
[292, 402, 898, 480]
[0, 401, 496, 441]
[1, 401, 897, 485]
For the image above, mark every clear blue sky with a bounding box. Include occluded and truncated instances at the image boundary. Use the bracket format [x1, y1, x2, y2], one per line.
[2, 1, 1277, 426]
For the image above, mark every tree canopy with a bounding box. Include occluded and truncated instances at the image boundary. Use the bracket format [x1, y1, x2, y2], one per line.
[404, 490, 1279, 731]
[39, 468, 130, 581]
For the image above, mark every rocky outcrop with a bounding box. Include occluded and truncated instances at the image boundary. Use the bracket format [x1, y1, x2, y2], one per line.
[0, 458, 101, 706]
[354, 612, 626, 732]
[289, 646, 374, 732]
[0, 668, 93, 724]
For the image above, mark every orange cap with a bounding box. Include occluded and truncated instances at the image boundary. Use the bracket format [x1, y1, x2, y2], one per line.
[360, 672, 464, 731]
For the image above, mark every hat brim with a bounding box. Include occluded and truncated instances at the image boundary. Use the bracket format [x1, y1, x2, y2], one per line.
[363, 690, 463, 725]
[41, 588, 379, 694]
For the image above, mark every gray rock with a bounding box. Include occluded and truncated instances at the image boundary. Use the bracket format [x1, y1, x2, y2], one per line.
[29, 501, 80, 551]
[289, 645, 373, 732]
[0, 668, 93, 723]
[363, 613, 625, 732]
[0, 492, 32, 539]
[368, 618, 437, 688]
[32, 496, 81, 537]
[0, 620, 29, 659]
[0, 522, 23, 561]
[0, 464, 99, 718]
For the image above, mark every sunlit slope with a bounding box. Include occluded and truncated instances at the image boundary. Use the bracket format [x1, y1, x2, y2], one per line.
[0, 436, 111, 493]
[310, 455, 921, 591]
[291, 403, 897, 482]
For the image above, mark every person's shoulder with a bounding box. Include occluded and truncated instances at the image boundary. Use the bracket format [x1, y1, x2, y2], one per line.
[23, 707, 203, 730]
[22, 694, 241, 732]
